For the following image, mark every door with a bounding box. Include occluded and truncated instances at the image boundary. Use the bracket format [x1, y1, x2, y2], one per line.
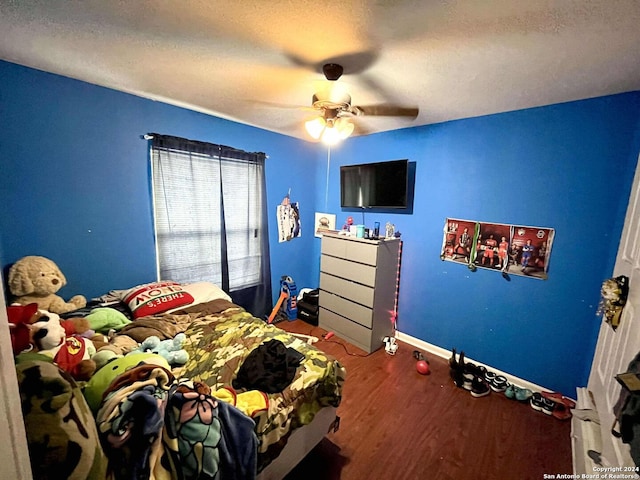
[0, 275, 33, 479]
[588, 152, 640, 467]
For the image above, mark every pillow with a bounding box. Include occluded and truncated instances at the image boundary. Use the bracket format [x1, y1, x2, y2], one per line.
[164, 281, 232, 313]
[118, 281, 195, 319]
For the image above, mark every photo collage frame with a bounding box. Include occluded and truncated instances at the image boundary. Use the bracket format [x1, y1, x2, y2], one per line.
[442, 218, 555, 279]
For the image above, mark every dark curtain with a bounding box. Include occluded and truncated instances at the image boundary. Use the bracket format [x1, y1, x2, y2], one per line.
[150, 134, 272, 318]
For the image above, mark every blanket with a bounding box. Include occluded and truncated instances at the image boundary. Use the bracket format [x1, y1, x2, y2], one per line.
[96, 364, 258, 480]
[175, 298, 239, 317]
[16, 360, 109, 480]
[112, 299, 235, 343]
[116, 313, 194, 343]
[179, 303, 346, 471]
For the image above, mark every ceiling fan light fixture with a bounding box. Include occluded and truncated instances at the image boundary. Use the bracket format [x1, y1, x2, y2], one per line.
[305, 104, 354, 144]
[321, 125, 342, 145]
[305, 117, 326, 140]
[320, 117, 354, 145]
[336, 117, 354, 139]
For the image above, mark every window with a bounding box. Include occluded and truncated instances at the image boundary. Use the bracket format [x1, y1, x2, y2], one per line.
[149, 134, 271, 315]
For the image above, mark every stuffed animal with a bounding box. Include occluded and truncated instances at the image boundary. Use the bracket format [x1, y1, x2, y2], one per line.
[132, 333, 189, 366]
[8, 255, 86, 314]
[84, 353, 171, 412]
[96, 333, 138, 356]
[88, 332, 130, 369]
[89, 333, 110, 351]
[60, 317, 92, 337]
[91, 350, 121, 371]
[85, 307, 131, 334]
[30, 312, 97, 381]
[6, 302, 41, 355]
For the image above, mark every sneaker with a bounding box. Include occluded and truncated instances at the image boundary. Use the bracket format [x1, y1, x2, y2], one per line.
[462, 357, 486, 380]
[490, 375, 508, 392]
[505, 384, 517, 399]
[451, 372, 465, 389]
[450, 366, 464, 388]
[541, 398, 554, 415]
[530, 392, 544, 412]
[515, 388, 533, 402]
[485, 370, 497, 383]
[541, 391, 577, 409]
[459, 352, 474, 390]
[470, 376, 491, 398]
[531, 392, 554, 414]
[475, 364, 487, 379]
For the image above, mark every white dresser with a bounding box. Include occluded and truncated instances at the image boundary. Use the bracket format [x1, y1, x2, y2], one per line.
[319, 234, 402, 353]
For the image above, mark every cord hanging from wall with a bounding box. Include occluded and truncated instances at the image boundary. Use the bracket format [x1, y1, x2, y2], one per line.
[324, 147, 331, 212]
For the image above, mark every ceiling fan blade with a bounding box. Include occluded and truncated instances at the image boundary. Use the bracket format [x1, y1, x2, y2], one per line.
[352, 105, 419, 118]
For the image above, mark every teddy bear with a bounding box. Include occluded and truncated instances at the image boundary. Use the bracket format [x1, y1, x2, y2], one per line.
[131, 333, 189, 367]
[8, 255, 87, 314]
[30, 311, 97, 381]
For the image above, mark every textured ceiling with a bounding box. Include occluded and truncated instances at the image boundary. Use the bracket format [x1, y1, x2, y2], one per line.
[1, 0, 639, 141]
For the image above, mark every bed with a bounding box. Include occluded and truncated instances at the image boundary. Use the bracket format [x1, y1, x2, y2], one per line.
[14, 280, 346, 480]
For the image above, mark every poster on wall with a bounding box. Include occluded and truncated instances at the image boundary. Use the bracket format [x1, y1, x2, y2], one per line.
[475, 222, 512, 271]
[277, 196, 301, 243]
[442, 218, 477, 265]
[508, 225, 554, 279]
[314, 212, 337, 237]
[441, 218, 555, 279]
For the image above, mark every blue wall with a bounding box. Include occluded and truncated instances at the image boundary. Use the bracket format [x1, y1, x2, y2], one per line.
[2, 59, 640, 395]
[314, 94, 640, 395]
[0, 60, 319, 302]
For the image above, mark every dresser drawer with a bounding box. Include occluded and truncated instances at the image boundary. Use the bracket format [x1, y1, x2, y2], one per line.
[320, 272, 374, 307]
[320, 255, 376, 287]
[321, 235, 378, 266]
[319, 307, 372, 352]
[319, 291, 373, 328]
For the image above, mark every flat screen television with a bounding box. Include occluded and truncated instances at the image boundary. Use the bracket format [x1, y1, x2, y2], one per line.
[340, 159, 409, 209]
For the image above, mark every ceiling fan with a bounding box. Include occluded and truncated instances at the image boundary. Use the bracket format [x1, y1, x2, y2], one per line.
[303, 63, 419, 144]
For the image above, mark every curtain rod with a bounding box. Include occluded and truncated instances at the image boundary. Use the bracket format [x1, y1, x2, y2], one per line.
[142, 133, 268, 158]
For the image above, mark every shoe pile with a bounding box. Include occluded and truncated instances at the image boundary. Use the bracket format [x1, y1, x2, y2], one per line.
[449, 349, 490, 398]
[448, 348, 576, 420]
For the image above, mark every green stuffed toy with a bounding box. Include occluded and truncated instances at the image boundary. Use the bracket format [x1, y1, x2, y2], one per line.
[133, 333, 189, 367]
[83, 352, 170, 412]
[85, 307, 131, 334]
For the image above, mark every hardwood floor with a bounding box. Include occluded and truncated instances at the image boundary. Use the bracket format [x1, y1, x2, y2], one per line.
[279, 320, 573, 480]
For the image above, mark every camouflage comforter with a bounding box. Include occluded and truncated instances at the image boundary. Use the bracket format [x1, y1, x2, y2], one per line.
[178, 300, 346, 471]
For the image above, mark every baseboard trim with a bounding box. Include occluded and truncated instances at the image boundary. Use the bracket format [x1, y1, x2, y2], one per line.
[395, 330, 550, 394]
